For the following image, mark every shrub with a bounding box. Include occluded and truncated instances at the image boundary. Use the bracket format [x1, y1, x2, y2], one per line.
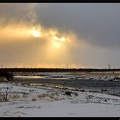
[0, 71, 14, 81]
[0, 86, 13, 102]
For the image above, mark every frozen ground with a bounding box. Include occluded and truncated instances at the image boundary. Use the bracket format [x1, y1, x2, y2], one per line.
[0, 81, 120, 117]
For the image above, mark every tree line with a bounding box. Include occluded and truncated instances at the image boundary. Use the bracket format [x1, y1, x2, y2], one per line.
[0, 68, 119, 73]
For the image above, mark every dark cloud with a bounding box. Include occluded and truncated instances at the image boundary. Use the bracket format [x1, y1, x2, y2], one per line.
[35, 3, 120, 49]
[0, 3, 38, 25]
[0, 3, 120, 68]
[1, 3, 120, 48]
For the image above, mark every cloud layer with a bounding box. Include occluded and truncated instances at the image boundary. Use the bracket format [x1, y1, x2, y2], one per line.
[0, 3, 120, 68]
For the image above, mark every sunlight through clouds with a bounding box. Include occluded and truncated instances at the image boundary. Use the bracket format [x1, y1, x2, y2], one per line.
[1, 3, 120, 68]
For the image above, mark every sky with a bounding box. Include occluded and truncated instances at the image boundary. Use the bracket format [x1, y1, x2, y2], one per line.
[0, 3, 120, 68]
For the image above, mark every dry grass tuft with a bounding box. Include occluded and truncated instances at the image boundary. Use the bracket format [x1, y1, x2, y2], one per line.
[32, 98, 37, 101]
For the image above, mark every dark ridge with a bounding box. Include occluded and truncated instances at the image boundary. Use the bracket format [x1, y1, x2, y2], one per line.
[0, 68, 119, 73]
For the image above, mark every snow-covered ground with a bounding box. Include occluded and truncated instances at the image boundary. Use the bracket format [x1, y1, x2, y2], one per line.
[0, 81, 120, 117]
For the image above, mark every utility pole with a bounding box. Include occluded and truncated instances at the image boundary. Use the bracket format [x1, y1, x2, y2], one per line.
[108, 63, 111, 69]
[67, 64, 68, 69]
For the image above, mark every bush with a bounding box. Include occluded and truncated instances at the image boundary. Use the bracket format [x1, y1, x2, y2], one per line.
[0, 86, 13, 102]
[0, 71, 14, 81]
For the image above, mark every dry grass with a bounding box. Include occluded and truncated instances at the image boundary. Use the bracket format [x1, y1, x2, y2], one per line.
[38, 94, 49, 99]
[9, 94, 20, 100]
[0, 97, 3, 102]
[32, 98, 37, 101]
[37, 93, 59, 101]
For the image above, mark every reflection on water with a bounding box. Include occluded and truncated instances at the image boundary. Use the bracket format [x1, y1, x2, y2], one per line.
[13, 75, 120, 96]
[14, 76, 45, 79]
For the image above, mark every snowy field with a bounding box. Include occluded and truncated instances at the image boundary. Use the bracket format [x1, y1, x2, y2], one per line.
[0, 72, 120, 117]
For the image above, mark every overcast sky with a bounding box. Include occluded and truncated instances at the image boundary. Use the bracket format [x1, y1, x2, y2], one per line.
[0, 3, 120, 68]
